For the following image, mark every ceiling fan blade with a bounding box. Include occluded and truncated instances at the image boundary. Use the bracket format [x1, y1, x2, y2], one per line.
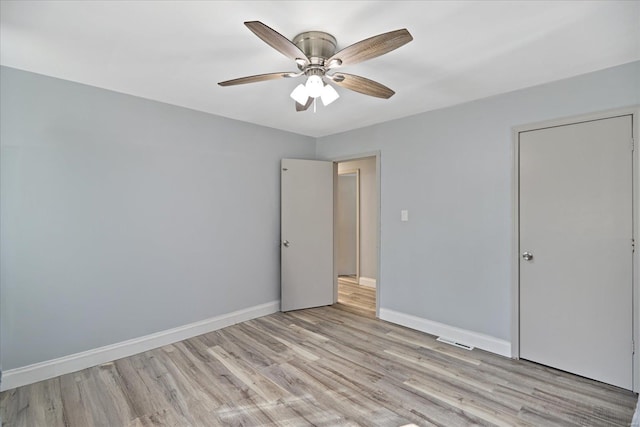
[245, 21, 310, 65]
[218, 72, 293, 86]
[331, 73, 395, 99]
[326, 29, 412, 68]
[296, 98, 313, 112]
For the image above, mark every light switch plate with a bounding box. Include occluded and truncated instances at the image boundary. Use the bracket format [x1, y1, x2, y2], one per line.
[401, 210, 409, 221]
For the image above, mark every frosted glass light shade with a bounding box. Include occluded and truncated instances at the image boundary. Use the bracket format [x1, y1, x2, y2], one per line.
[305, 75, 324, 98]
[320, 84, 339, 106]
[290, 84, 309, 105]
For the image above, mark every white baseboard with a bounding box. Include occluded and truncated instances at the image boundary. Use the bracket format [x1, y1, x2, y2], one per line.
[359, 276, 377, 288]
[0, 301, 280, 392]
[379, 308, 511, 357]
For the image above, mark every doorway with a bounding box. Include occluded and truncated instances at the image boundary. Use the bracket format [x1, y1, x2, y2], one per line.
[334, 156, 378, 318]
[513, 111, 636, 390]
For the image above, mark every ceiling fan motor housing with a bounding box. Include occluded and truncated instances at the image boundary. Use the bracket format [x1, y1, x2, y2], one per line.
[292, 31, 337, 66]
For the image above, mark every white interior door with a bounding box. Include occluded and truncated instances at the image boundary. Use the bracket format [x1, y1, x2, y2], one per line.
[519, 115, 633, 390]
[281, 159, 333, 311]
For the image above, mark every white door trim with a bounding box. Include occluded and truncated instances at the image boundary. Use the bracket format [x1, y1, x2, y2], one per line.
[511, 106, 639, 391]
[327, 151, 381, 318]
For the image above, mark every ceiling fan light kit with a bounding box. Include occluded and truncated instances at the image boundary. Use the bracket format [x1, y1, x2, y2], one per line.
[290, 76, 340, 107]
[320, 83, 339, 106]
[290, 84, 309, 105]
[218, 21, 413, 112]
[304, 74, 324, 98]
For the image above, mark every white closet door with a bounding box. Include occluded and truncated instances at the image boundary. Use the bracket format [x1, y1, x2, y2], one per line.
[519, 115, 633, 390]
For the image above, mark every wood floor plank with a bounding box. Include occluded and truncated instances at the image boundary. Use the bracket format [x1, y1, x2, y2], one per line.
[207, 345, 289, 403]
[165, 339, 248, 407]
[1, 305, 636, 426]
[404, 377, 529, 427]
[0, 378, 65, 427]
[303, 352, 488, 427]
[113, 354, 177, 421]
[260, 361, 389, 425]
[337, 279, 376, 318]
[60, 364, 139, 427]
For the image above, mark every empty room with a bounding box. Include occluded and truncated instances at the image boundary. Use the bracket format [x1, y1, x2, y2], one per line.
[1, 1, 640, 425]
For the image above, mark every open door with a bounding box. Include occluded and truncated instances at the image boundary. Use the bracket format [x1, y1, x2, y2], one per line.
[281, 159, 334, 311]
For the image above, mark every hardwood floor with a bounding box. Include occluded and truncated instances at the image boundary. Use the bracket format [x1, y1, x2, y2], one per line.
[1, 306, 637, 426]
[337, 278, 376, 318]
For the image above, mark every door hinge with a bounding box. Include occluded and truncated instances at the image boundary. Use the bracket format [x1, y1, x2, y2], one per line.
[633, 340, 635, 355]
[631, 137, 635, 152]
[633, 238, 636, 253]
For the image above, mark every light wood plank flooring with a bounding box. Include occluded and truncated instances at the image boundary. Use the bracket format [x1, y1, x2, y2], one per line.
[337, 278, 376, 318]
[1, 306, 637, 426]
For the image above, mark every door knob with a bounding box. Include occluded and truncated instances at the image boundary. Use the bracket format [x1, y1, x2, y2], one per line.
[522, 252, 533, 261]
[282, 240, 290, 247]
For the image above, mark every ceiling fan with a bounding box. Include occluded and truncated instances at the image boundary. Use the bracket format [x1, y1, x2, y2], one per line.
[218, 21, 413, 112]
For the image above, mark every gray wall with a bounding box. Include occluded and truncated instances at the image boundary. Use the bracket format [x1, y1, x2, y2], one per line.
[338, 158, 377, 280]
[0, 66, 315, 370]
[317, 61, 640, 341]
[2, 61, 638, 372]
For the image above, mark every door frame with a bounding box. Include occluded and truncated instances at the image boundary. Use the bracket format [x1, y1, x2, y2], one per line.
[337, 168, 361, 282]
[326, 151, 381, 317]
[510, 107, 639, 391]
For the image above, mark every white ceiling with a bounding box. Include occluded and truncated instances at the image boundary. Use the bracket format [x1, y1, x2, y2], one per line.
[1, 1, 639, 138]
